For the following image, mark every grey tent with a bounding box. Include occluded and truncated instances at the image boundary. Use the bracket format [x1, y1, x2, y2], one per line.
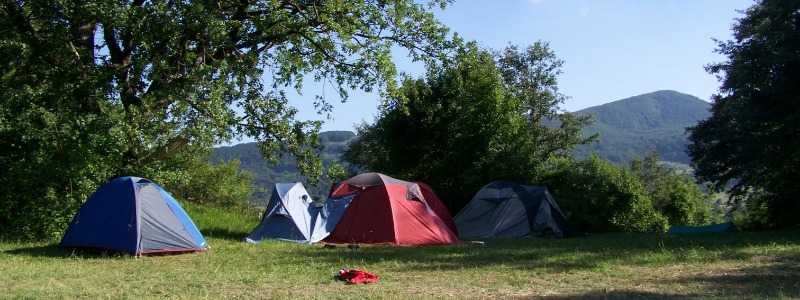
[454, 181, 570, 238]
[245, 182, 353, 244]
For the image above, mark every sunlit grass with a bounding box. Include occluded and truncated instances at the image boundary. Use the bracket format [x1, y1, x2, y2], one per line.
[1, 203, 798, 299]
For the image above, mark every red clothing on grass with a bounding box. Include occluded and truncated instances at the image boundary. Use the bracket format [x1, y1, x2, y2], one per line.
[337, 269, 379, 284]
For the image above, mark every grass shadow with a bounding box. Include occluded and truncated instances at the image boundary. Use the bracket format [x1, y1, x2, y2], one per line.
[201, 227, 248, 241]
[3, 244, 130, 259]
[542, 253, 800, 299]
[539, 290, 697, 299]
[668, 253, 800, 298]
[294, 229, 800, 273]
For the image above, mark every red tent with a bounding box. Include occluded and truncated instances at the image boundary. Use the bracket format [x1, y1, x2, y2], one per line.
[323, 173, 459, 246]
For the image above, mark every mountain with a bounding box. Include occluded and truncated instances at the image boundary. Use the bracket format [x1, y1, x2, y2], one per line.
[211, 131, 356, 204]
[212, 90, 711, 203]
[573, 90, 711, 164]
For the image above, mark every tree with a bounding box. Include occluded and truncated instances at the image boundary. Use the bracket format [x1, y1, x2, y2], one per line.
[687, 0, 800, 228]
[0, 0, 453, 238]
[344, 43, 591, 211]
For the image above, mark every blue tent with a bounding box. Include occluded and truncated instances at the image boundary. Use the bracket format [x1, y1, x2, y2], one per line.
[245, 182, 353, 244]
[60, 177, 207, 255]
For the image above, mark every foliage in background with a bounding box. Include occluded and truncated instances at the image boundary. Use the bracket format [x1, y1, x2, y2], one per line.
[628, 153, 720, 226]
[0, 0, 454, 239]
[688, 0, 800, 228]
[159, 159, 257, 207]
[537, 156, 668, 233]
[345, 42, 591, 211]
[731, 190, 776, 230]
[211, 131, 354, 204]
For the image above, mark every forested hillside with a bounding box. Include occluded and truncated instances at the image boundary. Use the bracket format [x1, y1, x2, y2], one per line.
[574, 90, 711, 164]
[213, 91, 711, 203]
[211, 131, 356, 204]
[211, 91, 710, 203]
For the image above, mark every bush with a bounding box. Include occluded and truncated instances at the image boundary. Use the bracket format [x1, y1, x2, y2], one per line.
[0, 182, 97, 241]
[732, 190, 775, 230]
[537, 156, 668, 233]
[0, 117, 121, 240]
[629, 154, 720, 226]
[160, 159, 258, 207]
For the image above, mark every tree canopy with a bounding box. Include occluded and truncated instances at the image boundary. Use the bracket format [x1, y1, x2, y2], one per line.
[688, 0, 800, 228]
[0, 0, 453, 238]
[344, 43, 592, 211]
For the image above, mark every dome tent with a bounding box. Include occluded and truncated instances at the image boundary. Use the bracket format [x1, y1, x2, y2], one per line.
[245, 182, 353, 244]
[60, 176, 207, 256]
[322, 173, 458, 246]
[455, 181, 571, 238]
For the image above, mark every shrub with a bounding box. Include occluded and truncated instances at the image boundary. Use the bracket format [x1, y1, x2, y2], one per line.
[0, 183, 97, 241]
[537, 156, 668, 233]
[0, 121, 121, 240]
[732, 190, 775, 230]
[629, 154, 720, 226]
[160, 159, 258, 207]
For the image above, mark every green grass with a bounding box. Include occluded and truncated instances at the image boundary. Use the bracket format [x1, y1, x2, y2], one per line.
[2, 202, 799, 299]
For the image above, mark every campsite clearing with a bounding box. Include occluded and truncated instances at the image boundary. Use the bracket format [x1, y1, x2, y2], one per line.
[2, 204, 799, 299]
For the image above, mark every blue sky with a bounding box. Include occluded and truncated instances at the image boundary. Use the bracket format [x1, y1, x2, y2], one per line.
[285, 0, 755, 133]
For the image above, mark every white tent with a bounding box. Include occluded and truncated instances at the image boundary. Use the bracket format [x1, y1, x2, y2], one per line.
[245, 182, 352, 244]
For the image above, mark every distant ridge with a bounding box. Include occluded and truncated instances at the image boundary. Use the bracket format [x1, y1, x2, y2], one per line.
[212, 90, 712, 201]
[573, 90, 711, 164]
[211, 131, 356, 203]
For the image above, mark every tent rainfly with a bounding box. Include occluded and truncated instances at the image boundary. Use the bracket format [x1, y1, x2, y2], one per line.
[322, 172, 459, 246]
[455, 181, 570, 238]
[60, 176, 207, 256]
[246, 182, 352, 244]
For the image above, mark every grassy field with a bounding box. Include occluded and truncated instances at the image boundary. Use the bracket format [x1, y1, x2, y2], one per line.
[2, 203, 799, 299]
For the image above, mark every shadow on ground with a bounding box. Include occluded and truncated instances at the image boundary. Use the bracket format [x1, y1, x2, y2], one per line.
[294, 229, 800, 274]
[539, 290, 696, 299]
[667, 253, 800, 298]
[534, 254, 800, 299]
[3, 244, 130, 259]
[288, 229, 800, 299]
[201, 227, 248, 241]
